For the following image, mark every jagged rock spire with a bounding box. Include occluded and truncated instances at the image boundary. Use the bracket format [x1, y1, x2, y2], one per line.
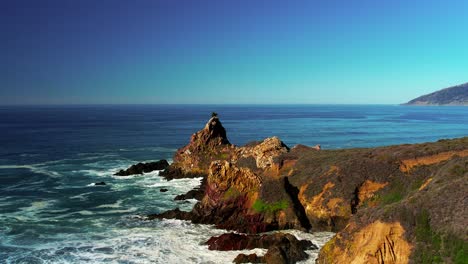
[173, 116, 231, 171]
[196, 116, 230, 147]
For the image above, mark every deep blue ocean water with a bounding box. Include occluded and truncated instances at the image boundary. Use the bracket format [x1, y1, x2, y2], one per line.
[0, 105, 467, 263]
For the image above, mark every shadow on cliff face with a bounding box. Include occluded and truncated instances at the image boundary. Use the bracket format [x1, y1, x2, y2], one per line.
[283, 177, 311, 231]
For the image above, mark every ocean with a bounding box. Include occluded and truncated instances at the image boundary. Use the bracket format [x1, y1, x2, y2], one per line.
[0, 105, 467, 263]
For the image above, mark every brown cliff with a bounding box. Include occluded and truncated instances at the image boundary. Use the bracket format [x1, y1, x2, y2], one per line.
[154, 116, 467, 263]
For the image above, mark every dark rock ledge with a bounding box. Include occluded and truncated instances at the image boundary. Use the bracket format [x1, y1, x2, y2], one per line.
[206, 232, 317, 264]
[114, 160, 169, 176]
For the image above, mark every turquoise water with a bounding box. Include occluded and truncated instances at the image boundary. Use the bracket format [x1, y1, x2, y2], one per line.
[0, 105, 466, 263]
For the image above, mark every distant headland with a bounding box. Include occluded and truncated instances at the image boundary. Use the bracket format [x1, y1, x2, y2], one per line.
[404, 82, 468, 105]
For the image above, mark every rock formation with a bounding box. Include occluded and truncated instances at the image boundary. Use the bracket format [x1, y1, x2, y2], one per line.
[114, 160, 169, 176]
[171, 116, 232, 174]
[152, 116, 468, 263]
[206, 232, 316, 263]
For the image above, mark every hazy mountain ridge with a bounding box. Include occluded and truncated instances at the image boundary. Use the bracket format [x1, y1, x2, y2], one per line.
[404, 83, 468, 105]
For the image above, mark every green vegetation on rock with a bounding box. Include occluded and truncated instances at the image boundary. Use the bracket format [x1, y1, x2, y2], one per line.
[223, 186, 241, 200]
[371, 179, 406, 206]
[252, 199, 288, 213]
[414, 210, 468, 264]
[450, 164, 467, 177]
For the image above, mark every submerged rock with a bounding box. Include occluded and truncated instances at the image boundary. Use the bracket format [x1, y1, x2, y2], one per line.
[94, 181, 106, 186]
[114, 160, 169, 176]
[159, 188, 168, 192]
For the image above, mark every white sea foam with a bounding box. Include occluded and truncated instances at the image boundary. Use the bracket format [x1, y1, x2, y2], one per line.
[86, 182, 108, 187]
[0, 164, 61, 177]
[85, 159, 134, 169]
[76, 208, 138, 216]
[95, 200, 124, 209]
[1, 152, 334, 263]
[77, 210, 95, 216]
[79, 167, 120, 177]
[117, 146, 177, 153]
[19, 153, 42, 158]
[70, 192, 95, 201]
[5, 217, 334, 264]
[0, 199, 58, 222]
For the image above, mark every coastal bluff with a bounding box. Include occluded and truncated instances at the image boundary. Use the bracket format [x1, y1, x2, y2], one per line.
[151, 116, 468, 263]
[404, 82, 468, 105]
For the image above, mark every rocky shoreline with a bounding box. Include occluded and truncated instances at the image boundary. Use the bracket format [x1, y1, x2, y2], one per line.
[120, 116, 468, 263]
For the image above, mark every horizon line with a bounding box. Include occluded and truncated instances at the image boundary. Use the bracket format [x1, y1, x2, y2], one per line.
[0, 103, 409, 107]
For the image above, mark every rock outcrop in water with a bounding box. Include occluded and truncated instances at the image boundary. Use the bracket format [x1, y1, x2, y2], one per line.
[206, 232, 316, 263]
[114, 160, 169, 176]
[152, 116, 468, 263]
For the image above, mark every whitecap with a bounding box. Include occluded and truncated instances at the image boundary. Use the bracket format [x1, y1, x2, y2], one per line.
[111, 175, 137, 180]
[70, 192, 94, 201]
[98, 208, 138, 215]
[95, 200, 124, 209]
[0, 199, 58, 222]
[19, 153, 42, 158]
[77, 210, 94, 216]
[79, 168, 118, 177]
[0, 164, 61, 177]
[118, 146, 177, 153]
[86, 182, 107, 187]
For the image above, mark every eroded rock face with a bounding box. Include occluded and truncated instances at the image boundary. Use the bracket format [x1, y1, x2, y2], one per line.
[202, 160, 313, 232]
[298, 181, 351, 232]
[399, 149, 468, 173]
[191, 161, 274, 233]
[318, 221, 412, 264]
[238, 137, 290, 170]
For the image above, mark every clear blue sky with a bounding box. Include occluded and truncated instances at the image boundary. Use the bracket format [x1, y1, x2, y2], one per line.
[1, 0, 467, 104]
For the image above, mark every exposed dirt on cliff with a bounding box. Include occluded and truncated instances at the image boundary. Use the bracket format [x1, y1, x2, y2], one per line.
[319, 221, 412, 264]
[399, 149, 468, 173]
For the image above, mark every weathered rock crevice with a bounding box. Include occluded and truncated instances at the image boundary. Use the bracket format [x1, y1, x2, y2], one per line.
[283, 177, 311, 231]
[350, 185, 360, 214]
